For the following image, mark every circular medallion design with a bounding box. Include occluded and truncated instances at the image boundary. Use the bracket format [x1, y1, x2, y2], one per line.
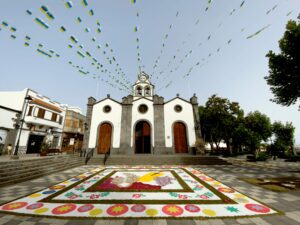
[52, 204, 77, 215]
[26, 203, 44, 210]
[49, 185, 66, 190]
[162, 205, 184, 216]
[42, 190, 56, 195]
[28, 193, 42, 198]
[89, 208, 103, 216]
[200, 176, 214, 182]
[245, 204, 270, 213]
[202, 209, 217, 217]
[146, 209, 158, 217]
[78, 204, 94, 213]
[103, 105, 111, 113]
[184, 204, 201, 213]
[138, 104, 148, 114]
[107, 204, 128, 216]
[2, 202, 28, 210]
[174, 105, 182, 113]
[34, 207, 49, 214]
[218, 187, 235, 193]
[131, 204, 146, 212]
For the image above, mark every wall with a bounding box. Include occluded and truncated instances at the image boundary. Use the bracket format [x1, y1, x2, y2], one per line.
[0, 89, 26, 111]
[88, 99, 122, 149]
[131, 98, 154, 147]
[164, 98, 196, 148]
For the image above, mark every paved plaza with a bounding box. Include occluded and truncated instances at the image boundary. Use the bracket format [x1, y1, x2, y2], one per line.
[0, 160, 299, 224]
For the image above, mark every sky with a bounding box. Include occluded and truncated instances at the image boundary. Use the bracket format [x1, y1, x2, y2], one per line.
[0, 0, 299, 144]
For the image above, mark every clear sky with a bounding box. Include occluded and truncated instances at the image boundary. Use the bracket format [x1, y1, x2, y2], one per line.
[0, 0, 299, 144]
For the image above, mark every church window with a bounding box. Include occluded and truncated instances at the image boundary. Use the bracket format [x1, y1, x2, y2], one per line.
[174, 105, 182, 113]
[145, 86, 151, 96]
[136, 86, 142, 96]
[138, 104, 148, 114]
[103, 105, 111, 113]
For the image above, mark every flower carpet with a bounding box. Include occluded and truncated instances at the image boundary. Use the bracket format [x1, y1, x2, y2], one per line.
[0, 166, 280, 219]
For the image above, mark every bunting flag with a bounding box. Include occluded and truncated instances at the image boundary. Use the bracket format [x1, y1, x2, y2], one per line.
[34, 18, 49, 29]
[65, 1, 73, 9]
[246, 25, 271, 39]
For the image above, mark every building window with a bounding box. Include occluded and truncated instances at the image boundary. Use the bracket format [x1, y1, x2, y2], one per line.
[103, 105, 111, 113]
[136, 86, 142, 96]
[145, 86, 151, 96]
[174, 105, 182, 113]
[59, 116, 63, 124]
[27, 106, 33, 116]
[37, 108, 45, 119]
[138, 104, 148, 114]
[51, 113, 57, 122]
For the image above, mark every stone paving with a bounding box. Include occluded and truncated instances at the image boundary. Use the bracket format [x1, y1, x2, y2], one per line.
[0, 159, 299, 225]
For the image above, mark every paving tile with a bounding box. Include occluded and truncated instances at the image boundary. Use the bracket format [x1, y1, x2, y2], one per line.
[17, 222, 37, 225]
[107, 220, 125, 225]
[65, 219, 96, 225]
[208, 219, 225, 225]
[194, 220, 210, 225]
[1, 220, 23, 225]
[94, 220, 110, 225]
[124, 219, 138, 225]
[153, 220, 168, 225]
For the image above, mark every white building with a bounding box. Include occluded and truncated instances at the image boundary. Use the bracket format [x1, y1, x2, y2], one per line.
[85, 72, 201, 155]
[0, 88, 67, 155]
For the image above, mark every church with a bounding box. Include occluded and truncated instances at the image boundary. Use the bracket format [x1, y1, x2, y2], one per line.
[84, 72, 201, 155]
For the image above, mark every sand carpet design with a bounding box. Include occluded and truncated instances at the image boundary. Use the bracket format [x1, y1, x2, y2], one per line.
[0, 166, 279, 219]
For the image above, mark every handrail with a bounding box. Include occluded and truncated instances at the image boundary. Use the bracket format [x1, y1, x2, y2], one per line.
[103, 148, 111, 165]
[85, 148, 94, 165]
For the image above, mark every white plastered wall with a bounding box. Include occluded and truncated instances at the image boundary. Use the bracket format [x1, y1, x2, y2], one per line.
[164, 98, 196, 148]
[131, 99, 154, 147]
[88, 99, 122, 149]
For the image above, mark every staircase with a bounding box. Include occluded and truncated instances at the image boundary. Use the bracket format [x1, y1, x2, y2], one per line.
[87, 155, 231, 166]
[0, 155, 84, 187]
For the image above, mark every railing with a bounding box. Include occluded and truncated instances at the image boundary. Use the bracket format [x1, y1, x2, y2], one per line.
[85, 148, 94, 165]
[103, 148, 111, 165]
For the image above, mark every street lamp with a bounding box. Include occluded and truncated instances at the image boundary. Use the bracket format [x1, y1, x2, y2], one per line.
[12, 95, 33, 159]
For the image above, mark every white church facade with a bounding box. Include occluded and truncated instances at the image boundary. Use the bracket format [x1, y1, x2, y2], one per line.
[84, 72, 201, 155]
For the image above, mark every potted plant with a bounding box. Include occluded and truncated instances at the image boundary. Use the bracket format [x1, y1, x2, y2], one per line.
[40, 140, 52, 156]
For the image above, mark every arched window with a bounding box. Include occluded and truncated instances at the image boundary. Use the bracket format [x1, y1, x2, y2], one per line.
[145, 86, 151, 96]
[136, 86, 143, 96]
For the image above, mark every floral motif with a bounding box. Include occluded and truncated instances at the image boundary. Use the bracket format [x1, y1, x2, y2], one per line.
[185, 204, 200, 213]
[26, 203, 44, 210]
[78, 204, 94, 213]
[226, 206, 239, 213]
[2, 202, 28, 210]
[52, 204, 76, 215]
[107, 204, 128, 216]
[218, 187, 235, 193]
[131, 204, 146, 212]
[245, 204, 270, 213]
[162, 205, 184, 216]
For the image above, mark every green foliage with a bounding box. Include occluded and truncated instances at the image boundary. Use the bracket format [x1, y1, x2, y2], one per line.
[40, 140, 52, 153]
[244, 111, 272, 153]
[199, 94, 243, 151]
[265, 19, 300, 108]
[256, 152, 269, 161]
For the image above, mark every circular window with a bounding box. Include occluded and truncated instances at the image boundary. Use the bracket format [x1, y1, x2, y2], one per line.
[103, 105, 111, 113]
[138, 104, 148, 114]
[174, 105, 182, 113]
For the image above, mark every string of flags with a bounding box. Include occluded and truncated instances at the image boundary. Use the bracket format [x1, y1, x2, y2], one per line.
[0, 0, 296, 93]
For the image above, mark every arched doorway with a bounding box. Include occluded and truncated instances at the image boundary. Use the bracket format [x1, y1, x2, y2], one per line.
[173, 122, 188, 153]
[135, 121, 151, 154]
[97, 123, 112, 154]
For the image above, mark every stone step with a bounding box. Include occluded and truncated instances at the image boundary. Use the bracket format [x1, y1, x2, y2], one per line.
[0, 158, 83, 177]
[87, 155, 231, 165]
[0, 155, 78, 169]
[0, 155, 84, 187]
[0, 162, 83, 187]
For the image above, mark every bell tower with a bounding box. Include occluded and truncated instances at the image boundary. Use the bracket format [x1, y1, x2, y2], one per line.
[133, 72, 154, 100]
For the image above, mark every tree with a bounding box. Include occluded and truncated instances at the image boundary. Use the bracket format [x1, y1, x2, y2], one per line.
[244, 111, 272, 157]
[200, 94, 244, 153]
[272, 121, 295, 156]
[265, 19, 300, 108]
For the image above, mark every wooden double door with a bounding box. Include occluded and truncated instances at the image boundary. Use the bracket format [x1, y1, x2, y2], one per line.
[135, 121, 151, 154]
[97, 123, 112, 154]
[173, 122, 188, 153]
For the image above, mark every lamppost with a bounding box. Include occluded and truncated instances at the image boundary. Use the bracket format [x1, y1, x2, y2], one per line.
[12, 95, 33, 159]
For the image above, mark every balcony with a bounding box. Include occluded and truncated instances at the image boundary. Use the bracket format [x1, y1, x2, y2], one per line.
[25, 115, 62, 129]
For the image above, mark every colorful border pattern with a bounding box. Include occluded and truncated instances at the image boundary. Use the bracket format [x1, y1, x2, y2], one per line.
[0, 166, 280, 219]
